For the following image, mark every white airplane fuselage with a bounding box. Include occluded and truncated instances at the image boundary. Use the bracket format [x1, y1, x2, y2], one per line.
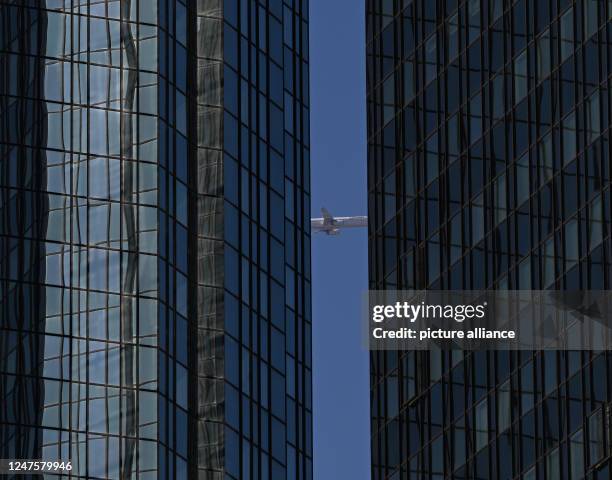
[311, 215, 368, 235]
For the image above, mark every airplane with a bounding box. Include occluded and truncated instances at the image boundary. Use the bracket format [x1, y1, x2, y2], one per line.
[311, 207, 368, 235]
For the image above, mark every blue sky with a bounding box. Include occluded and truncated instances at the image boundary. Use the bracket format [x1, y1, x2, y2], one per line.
[310, 0, 370, 477]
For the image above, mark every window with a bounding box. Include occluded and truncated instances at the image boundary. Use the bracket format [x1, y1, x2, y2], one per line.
[519, 257, 531, 289]
[404, 155, 416, 198]
[542, 354, 557, 398]
[514, 51, 528, 104]
[546, 447, 559, 480]
[492, 74, 504, 119]
[584, 0, 598, 40]
[426, 134, 438, 183]
[539, 133, 553, 186]
[404, 7, 416, 54]
[516, 153, 530, 206]
[430, 347, 442, 382]
[565, 219, 579, 270]
[470, 94, 482, 144]
[521, 361, 534, 413]
[570, 429, 585, 480]
[589, 408, 604, 465]
[425, 35, 437, 84]
[432, 435, 444, 475]
[225, 427, 240, 478]
[585, 91, 601, 144]
[490, 0, 502, 23]
[270, 103, 284, 152]
[472, 194, 485, 245]
[498, 380, 511, 433]
[448, 13, 459, 61]
[137, 25, 158, 72]
[176, 2, 187, 46]
[560, 8, 574, 62]
[475, 399, 488, 451]
[450, 214, 462, 264]
[138, 345, 157, 390]
[468, 0, 480, 42]
[383, 75, 395, 124]
[536, 29, 551, 82]
[382, 0, 394, 28]
[404, 105, 417, 150]
[404, 61, 415, 102]
[90, 109, 121, 157]
[271, 416, 286, 462]
[385, 172, 397, 223]
[386, 374, 399, 418]
[543, 237, 556, 288]
[427, 236, 440, 284]
[89, 65, 121, 107]
[562, 112, 577, 164]
[589, 196, 603, 251]
[46, 12, 70, 59]
[402, 353, 416, 402]
[494, 174, 506, 226]
[454, 416, 466, 469]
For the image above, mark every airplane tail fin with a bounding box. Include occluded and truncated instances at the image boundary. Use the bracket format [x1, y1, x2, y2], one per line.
[321, 207, 333, 224]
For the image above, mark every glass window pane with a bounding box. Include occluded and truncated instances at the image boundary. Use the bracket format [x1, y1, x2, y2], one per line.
[565, 218, 579, 269]
[383, 75, 395, 123]
[498, 380, 511, 432]
[585, 91, 601, 144]
[589, 409, 604, 465]
[404, 60, 415, 102]
[448, 13, 459, 60]
[562, 112, 577, 164]
[494, 174, 506, 225]
[543, 237, 555, 288]
[514, 51, 528, 104]
[454, 416, 466, 469]
[519, 257, 531, 289]
[561, 8, 574, 62]
[516, 153, 530, 205]
[475, 399, 488, 451]
[589, 196, 603, 251]
[539, 133, 553, 185]
[472, 194, 485, 245]
[537, 29, 551, 82]
[584, 0, 598, 39]
[450, 214, 462, 263]
[492, 74, 505, 119]
[430, 346, 442, 382]
[425, 34, 437, 83]
[470, 94, 482, 144]
[468, 0, 481, 42]
[546, 447, 559, 480]
[432, 435, 443, 474]
[570, 429, 585, 480]
[521, 361, 534, 413]
[490, 0, 503, 23]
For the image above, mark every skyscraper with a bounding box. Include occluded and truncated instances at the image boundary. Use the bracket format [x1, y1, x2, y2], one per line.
[0, 1, 312, 479]
[367, 0, 611, 478]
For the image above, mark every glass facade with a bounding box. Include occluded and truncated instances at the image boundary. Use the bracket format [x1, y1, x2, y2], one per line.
[367, 0, 612, 478]
[0, 1, 311, 479]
